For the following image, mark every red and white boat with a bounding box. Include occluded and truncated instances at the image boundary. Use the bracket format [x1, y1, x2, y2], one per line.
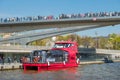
[23, 41, 80, 71]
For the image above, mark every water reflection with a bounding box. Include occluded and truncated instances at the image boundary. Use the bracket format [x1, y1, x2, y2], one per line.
[23, 67, 79, 80]
[0, 63, 120, 80]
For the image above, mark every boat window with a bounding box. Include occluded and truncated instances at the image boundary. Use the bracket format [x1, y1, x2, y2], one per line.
[30, 50, 69, 63]
[53, 43, 73, 48]
[30, 50, 48, 63]
[32, 50, 47, 56]
[47, 50, 69, 62]
[33, 51, 39, 56]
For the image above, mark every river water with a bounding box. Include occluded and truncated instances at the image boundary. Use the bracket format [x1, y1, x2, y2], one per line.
[0, 63, 120, 80]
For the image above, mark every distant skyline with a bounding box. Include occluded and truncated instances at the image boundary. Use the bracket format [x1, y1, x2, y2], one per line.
[0, 0, 120, 37]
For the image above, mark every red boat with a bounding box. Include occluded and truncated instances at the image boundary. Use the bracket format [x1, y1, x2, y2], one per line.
[23, 41, 80, 71]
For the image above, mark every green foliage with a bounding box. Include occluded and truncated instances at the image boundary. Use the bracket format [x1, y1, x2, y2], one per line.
[98, 37, 108, 49]
[29, 33, 120, 50]
[108, 33, 120, 50]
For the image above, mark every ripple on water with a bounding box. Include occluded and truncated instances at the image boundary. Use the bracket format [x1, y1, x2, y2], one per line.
[0, 63, 120, 80]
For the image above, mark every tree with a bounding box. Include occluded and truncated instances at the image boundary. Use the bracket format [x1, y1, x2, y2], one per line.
[28, 33, 120, 50]
[56, 35, 65, 41]
[108, 33, 120, 50]
[98, 37, 108, 49]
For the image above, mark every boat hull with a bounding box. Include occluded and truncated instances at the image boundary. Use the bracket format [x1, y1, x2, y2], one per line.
[23, 62, 78, 71]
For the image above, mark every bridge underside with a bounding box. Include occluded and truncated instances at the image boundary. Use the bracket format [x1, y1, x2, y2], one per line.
[0, 17, 120, 45]
[0, 24, 118, 45]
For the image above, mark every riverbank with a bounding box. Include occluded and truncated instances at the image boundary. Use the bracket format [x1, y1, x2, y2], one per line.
[80, 59, 120, 65]
[0, 63, 22, 70]
[80, 60, 104, 65]
[0, 60, 120, 70]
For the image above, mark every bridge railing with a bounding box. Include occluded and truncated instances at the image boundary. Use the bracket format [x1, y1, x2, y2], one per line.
[0, 11, 120, 23]
[0, 45, 51, 50]
[96, 49, 120, 54]
[78, 48, 120, 54]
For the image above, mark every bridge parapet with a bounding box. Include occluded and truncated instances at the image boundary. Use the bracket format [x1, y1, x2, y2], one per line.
[96, 49, 120, 54]
[0, 15, 120, 33]
[78, 48, 120, 54]
[0, 11, 120, 24]
[0, 45, 51, 51]
[78, 48, 96, 54]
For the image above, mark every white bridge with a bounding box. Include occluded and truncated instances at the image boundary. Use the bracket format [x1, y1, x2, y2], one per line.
[0, 16, 120, 33]
[0, 16, 120, 45]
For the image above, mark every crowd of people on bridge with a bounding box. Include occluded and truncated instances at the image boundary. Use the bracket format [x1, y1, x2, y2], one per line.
[0, 11, 120, 23]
